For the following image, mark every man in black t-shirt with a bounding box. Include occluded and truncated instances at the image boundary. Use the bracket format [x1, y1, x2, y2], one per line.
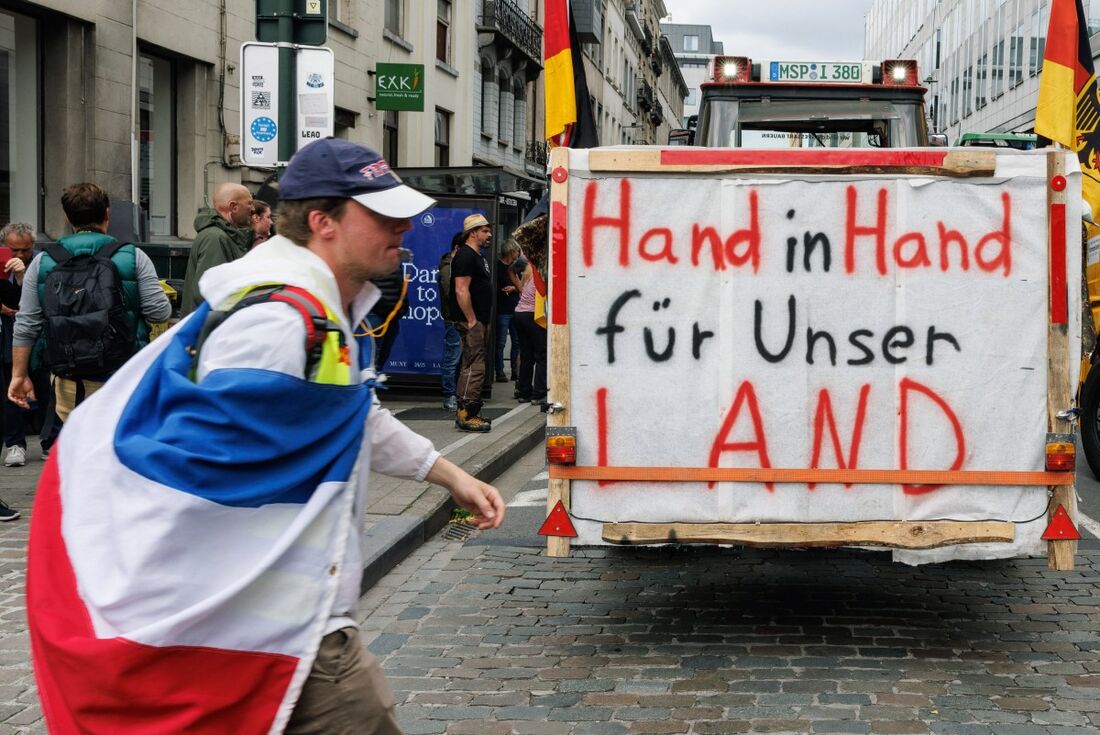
[450, 213, 494, 432]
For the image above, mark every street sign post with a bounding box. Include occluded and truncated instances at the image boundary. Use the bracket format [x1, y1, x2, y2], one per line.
[240, 43, 281, 166]
[241, 43, 333, 165]
[251, 0, 329, 167]
[256, 0, 328, 45]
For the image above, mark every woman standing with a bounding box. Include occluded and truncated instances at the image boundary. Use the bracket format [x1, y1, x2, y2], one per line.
[512, 260, 546, 404]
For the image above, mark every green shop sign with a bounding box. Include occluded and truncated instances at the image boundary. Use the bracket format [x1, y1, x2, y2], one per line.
[375, 63, 425, 111]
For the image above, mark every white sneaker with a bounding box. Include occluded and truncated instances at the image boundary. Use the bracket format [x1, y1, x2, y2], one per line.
[4, 446, 25, 467]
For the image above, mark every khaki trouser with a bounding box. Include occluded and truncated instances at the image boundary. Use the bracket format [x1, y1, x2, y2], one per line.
[54, 378, 105, 423]
[456, 321, 488, 410]
[285, 627, 401, 735]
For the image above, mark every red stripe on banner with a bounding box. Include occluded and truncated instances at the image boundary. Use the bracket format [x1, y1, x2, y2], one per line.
[551, 200, 568, 325]
[660, 149, 951, 168]
[1050, 201, 1068, 324]
[27, 449, 298, 734]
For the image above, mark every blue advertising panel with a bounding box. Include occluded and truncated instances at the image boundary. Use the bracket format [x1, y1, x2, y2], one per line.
[382, 203, 490, 376]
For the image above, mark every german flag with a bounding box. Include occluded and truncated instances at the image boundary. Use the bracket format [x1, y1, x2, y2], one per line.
[1036, 0, 1100, 215]
[544, 0, 598, 148]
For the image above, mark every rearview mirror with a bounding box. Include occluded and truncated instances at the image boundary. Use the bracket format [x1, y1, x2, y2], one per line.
[929, 134, 948, 147]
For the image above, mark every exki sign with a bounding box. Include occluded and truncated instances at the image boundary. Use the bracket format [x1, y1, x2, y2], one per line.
[375, 63, 424, 111]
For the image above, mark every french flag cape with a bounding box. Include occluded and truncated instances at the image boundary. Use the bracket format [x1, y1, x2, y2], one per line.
[27, 303, 373, 733]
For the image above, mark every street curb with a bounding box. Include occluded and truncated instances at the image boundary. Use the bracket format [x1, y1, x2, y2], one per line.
[359, 411, 545, 592]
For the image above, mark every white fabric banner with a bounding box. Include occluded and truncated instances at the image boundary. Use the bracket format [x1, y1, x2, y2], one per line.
[558, 148, 1081, 563]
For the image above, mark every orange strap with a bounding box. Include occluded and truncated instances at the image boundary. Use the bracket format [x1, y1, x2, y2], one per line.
[549, 466, 1072, 486]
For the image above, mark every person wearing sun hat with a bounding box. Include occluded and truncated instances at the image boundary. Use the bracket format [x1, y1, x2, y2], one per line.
[449, 210, 495, 432]
[23, 138, 506, 735]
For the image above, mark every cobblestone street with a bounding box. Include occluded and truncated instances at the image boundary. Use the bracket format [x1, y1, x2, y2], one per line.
[357, 538, 1100, 735]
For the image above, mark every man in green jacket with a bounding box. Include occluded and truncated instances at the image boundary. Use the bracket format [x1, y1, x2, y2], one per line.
[180, 182, 254, 315]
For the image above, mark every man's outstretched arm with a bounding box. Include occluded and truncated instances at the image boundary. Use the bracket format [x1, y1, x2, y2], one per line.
[425, 456, 505, 530]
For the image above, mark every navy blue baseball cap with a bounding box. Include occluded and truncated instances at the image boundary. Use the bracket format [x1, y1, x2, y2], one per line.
[279, 137, 435, 218]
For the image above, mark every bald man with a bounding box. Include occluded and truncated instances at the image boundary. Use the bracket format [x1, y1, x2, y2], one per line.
[180, 183, 255, 315]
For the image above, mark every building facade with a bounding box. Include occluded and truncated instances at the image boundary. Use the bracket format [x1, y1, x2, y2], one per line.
[575, 0, 687, 147]
[865, 0, 1100, 142]
[473, 0, 545, 181]
[3, 0, 545, 243]
[659, 22, 723, 124]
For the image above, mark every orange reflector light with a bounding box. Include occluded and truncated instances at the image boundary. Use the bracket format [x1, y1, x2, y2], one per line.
[546, 435, 577, 465]
[1046, 441, 1075, 471]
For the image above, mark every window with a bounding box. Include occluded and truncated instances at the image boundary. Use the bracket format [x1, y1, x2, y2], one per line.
[139, 53, 176, 237]
[434, 108, 450, 166]
[497, 72, 512, 143]
[385, 0, 402, 35]
[1010, 19, 1024, 86]
[683, 34, 698, 51]
[383, 110, 399, 166]
[0, 10, 38, 229]
[976, 20, 988, 110]
[436, 0, 451, 63]
[686, 88, 698, 106]
[332, 0, 349, 24]
[480, 61, 494, 135]
[1028, 8, 1039, 76]
[513, 82, 525, 149]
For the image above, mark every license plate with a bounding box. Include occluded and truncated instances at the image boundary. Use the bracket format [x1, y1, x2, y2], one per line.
[768, 61, 867, 83]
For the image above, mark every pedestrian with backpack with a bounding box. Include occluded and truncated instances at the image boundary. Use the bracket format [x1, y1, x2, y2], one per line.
[7, 183, 171, 421]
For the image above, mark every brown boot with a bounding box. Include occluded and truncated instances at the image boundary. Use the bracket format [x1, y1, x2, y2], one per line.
[455, 407, 492, 433]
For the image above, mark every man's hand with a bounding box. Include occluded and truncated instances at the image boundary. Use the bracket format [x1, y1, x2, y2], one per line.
[5, 257, 25, 276]
[426, 457, 506, 530]
[0, 305, 16, 318]
[7, 376, 35, 410]
[466, 318, 478, 330]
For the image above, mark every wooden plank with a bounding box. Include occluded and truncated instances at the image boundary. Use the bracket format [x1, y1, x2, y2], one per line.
[547, 146, 572, 558]
[1046, 149, 1077, 571]
[602, 521, 1016, 549]
[587, 149, 997, 177]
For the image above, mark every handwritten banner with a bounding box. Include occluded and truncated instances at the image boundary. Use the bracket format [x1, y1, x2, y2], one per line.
[559, 149, 1081, 563]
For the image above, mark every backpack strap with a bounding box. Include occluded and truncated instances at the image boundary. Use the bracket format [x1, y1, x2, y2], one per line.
[94, 240, 126, 262]
[44, 242, 72, 265]
[190, 284, 343, 380]
[44, 239, 125, 266]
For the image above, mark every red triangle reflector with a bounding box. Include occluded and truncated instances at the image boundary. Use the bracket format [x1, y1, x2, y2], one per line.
[538, 500, 578, 537]
[1042, 504, 1081, 541]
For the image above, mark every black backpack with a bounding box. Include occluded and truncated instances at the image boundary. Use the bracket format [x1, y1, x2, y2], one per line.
[41, 240, 136, 378]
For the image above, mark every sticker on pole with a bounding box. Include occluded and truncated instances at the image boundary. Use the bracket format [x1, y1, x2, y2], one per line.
[250, 117, 277, 143]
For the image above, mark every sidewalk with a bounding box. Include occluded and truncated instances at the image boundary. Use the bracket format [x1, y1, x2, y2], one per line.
[0, 385, 546, 734]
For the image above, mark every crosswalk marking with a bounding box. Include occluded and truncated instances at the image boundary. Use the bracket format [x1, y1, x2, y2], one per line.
[1076, 511, 1100, 540]
[509, 488, 548, 508]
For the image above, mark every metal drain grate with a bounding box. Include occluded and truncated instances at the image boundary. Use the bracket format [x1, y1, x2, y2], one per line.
[443, 523, 477, 542]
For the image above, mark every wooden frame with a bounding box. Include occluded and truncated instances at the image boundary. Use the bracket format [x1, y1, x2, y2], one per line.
[545, 148, 1077, 569]
[546, 146, 572, 558]
[1047, 150, 1076, 571]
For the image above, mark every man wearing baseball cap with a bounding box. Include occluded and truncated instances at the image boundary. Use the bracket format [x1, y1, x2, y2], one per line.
[25, 138, 505, 735]
[449, 212, 495, 432]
